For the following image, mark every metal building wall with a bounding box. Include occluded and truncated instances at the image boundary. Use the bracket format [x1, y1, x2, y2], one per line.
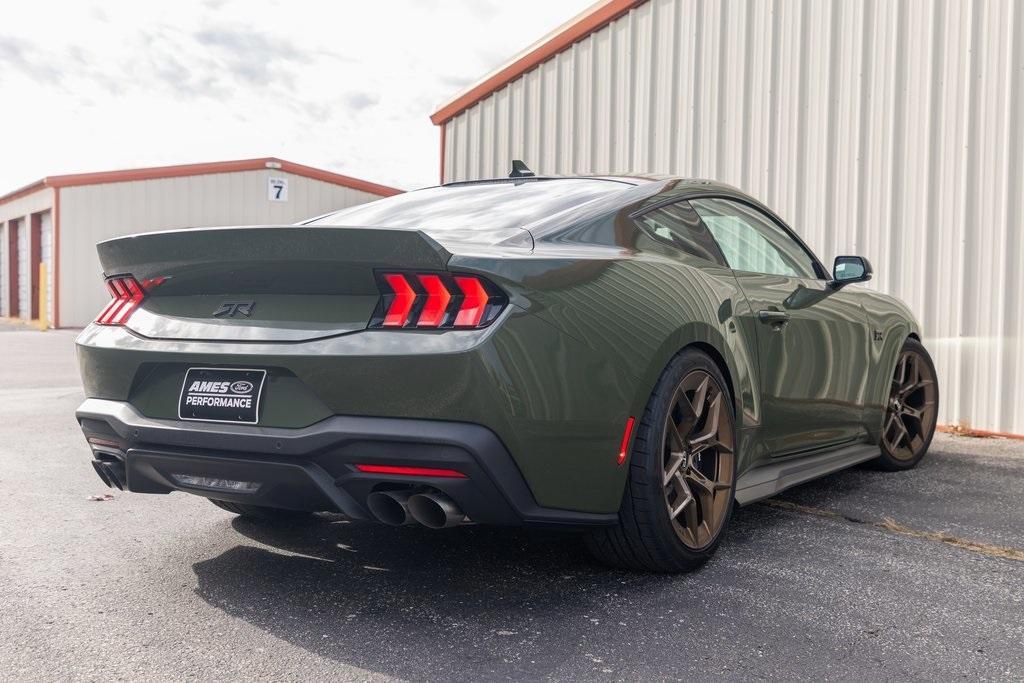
[59, 169, 384, 327]
[441, 0, 1024, 435]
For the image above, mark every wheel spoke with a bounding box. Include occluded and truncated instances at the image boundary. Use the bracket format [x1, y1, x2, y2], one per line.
[667, 473, 694, 519]
[899, 378, 933, 399]
[891, 415, 910, 448]
[900, 404, 923, 423]
[667, 418, 687, 452]
[681, 496, 700, 540]
[675, 377, 708, 438]
[661, 369, 735, 550]
[883, 348, 937, 461]
[686, 466, 730, 495]
[663, 451, 686, 486]
[689, 438, 733, 457]
[689, 393, 721, 446]
[882, 411, 901, 450]
[896, 353, 909, 386]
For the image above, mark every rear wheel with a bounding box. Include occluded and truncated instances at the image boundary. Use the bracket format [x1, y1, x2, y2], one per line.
[873, 338, 939, 471]
[586, 349, 736, 572]
[209, 499, 314, 521]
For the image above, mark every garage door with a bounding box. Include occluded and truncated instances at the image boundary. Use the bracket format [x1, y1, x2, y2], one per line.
[0, 223, 7, 318]
[15, 219, 29, 319]
[40, 211, 54, 326]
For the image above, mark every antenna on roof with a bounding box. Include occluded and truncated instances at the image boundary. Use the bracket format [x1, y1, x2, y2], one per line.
[509, 160, 535, 178]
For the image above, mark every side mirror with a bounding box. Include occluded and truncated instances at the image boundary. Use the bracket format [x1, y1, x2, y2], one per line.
[831, 255, 872, 288]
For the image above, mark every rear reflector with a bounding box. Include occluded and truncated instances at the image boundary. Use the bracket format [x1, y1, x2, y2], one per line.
[355, 464, 468, 479]
[172, 474, 261, 492]
[95, 275, 146, 325]
[86, 436, 122, 450]
[371, 272, 506, 329]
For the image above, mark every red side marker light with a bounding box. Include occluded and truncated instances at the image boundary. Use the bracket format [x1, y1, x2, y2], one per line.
[355, 464, 467, 479]
[617, 417, 636, 465]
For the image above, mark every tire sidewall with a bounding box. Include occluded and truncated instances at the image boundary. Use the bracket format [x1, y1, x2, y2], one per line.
[876, 338, 939, 470]
[635, 349, 738, 561]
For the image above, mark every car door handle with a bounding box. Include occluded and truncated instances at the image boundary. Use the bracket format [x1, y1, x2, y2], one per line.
[757, 310, 791, 325]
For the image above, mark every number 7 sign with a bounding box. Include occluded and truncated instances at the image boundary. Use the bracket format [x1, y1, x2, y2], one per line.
[268, 177, 288, 202]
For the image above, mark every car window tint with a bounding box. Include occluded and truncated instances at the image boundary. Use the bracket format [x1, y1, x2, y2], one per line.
[690, 198, 818, 278]
[635, 202, 727, 266]
[303, 179, 627, 232]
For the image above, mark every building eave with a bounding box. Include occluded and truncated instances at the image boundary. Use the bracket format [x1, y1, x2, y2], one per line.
[429, 0, 647, 126]
[0, 157, 402, 207]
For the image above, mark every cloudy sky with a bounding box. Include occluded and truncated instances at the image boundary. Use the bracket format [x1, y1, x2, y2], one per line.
[1, 0, 593, 193]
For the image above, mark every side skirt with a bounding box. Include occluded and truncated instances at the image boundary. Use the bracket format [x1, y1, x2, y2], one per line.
[734, 443, 881, 506]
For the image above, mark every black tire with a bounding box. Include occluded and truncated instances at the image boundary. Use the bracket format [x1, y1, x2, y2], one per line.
[586, 348, 737, 572]
[872, 338, 939, 471]
[209, 499, 314, 521]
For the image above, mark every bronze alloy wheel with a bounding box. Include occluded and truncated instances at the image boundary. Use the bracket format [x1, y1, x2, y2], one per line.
[882, 347, 938, 460]
[662, 370, 735, 549]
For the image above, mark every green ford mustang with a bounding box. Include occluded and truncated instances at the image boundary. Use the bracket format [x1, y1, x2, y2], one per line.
[75, 169, 939, 572]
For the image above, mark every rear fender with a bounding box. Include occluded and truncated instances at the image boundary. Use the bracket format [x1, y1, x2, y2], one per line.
[634, 322, 760, 470]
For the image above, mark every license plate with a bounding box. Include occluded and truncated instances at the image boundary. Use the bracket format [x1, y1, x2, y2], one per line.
[178, 367, 267, 424]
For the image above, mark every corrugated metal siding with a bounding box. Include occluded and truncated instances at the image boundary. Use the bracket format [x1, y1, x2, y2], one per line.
[59, 169, 383, 327]
[442, 0, 1024, 435]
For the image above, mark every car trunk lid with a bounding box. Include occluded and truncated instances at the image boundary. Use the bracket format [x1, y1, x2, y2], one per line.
[96, 225, 453, 342]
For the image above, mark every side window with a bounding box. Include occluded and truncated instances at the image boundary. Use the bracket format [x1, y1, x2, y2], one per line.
[689, 198, 819, 278]
[635, 201, 728, 266]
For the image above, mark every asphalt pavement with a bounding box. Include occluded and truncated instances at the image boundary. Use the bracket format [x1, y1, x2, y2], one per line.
[1, 328, 1022, 681]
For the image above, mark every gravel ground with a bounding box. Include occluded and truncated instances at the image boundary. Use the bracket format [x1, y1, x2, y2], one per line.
[1, 329, 1022, 681]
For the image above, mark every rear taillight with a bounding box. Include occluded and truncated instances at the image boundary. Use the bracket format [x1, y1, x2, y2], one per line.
[95, 275, 146, 325]
[370, 272, 507, 329]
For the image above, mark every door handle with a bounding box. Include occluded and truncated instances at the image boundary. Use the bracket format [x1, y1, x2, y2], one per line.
[757, 310, 791, 325]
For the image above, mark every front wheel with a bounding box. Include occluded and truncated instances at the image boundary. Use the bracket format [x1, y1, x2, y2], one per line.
[586, 349, 736, 572]
[873, 338, 939, 471]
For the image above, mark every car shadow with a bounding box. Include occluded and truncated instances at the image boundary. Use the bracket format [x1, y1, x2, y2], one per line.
[191, 503, 786, 679]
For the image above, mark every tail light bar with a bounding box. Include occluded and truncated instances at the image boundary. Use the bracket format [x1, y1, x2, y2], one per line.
[95, 275, 146, 325]
[370, 272, 507, 329]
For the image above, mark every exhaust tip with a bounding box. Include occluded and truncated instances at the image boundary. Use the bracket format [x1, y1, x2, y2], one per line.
[91, 460, 112, 488]
[91, 459, 125, 491]
[407, 492, 464, 529]
[366, 491, 415, 526]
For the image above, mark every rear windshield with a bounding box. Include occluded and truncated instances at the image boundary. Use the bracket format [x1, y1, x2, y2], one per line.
[303, 179, 630, 231]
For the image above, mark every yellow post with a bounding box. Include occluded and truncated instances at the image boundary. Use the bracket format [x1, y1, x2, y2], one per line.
[37, 262, 47, 330]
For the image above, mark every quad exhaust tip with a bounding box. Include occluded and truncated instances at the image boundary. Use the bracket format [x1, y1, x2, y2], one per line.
[366, 490, 417, 526]
[91, 459, 126, 491]
[366, 490, 465, 528]
[407, 492, 464, 529]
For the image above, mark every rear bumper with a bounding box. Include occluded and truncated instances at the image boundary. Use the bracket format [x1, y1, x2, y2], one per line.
[76, 398, 617, 528]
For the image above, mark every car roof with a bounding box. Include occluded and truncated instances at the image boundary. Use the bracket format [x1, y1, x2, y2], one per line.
[438, 174, 742, 194]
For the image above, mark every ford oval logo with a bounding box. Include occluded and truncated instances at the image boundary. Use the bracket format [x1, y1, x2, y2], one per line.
[230, 381, 254, 394]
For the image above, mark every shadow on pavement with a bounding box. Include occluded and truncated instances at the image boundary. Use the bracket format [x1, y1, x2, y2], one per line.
[191, 505, 780, 679]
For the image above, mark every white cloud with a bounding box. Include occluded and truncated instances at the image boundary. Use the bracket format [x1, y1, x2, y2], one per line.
[0, 0, 593, 193]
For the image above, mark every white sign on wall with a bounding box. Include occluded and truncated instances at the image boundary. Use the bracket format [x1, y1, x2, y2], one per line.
[268, 177, 289, 202]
